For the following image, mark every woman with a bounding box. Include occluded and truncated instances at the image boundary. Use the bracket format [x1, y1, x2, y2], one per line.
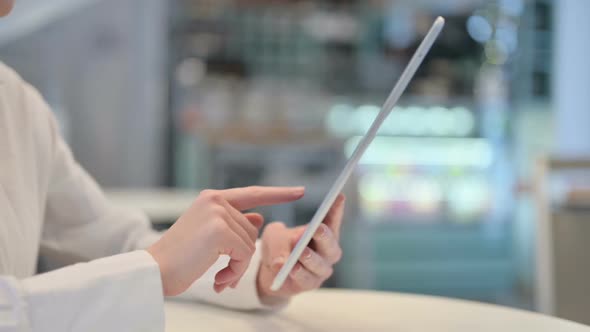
[0, 1, 345, 331]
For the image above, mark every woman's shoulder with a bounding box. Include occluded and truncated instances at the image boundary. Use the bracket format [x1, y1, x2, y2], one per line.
[0, 61, 55, 166]
[0, 61, 48, 112]
[0, 61, 51, 135]
[0, 62, 27, 119]
[0, 61, 24, 87]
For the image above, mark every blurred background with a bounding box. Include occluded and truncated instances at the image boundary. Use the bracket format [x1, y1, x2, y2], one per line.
[2, 0, 590, 324]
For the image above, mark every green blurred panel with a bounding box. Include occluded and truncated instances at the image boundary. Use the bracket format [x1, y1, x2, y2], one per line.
[373, 261, 514, 290]
[371, 229, 512, 262]
[335, 222, 516, 301]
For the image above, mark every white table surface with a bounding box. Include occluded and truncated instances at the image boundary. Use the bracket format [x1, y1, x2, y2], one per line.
[165, 289, 590, 332]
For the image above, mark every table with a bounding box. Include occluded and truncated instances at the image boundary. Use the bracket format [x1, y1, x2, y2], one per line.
[165, 289, 590, 332]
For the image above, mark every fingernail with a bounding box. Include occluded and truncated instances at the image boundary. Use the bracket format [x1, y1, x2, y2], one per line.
[302, 247, 312, 260]
[294, 186, 305, 195]
[315, 224, 327, 239]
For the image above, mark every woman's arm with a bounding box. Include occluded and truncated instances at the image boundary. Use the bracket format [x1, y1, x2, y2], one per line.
[31, 80, 300, 308]
[0, 251, 165, 331]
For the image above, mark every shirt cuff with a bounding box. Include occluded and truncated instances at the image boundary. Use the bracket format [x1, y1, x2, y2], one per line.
[21, 250, 164, 331]
[0, 276, 31, 331]
[175, 241, 284, 310]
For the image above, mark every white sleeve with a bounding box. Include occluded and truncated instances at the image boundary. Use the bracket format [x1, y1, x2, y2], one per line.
[0, 251, 164, 332]
[15, 78, 160, 262]
[175, 241, 277, 310]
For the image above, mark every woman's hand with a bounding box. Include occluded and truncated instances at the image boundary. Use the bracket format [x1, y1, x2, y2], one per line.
[256, 194, 345, 305]
[147, 186, 304, 296]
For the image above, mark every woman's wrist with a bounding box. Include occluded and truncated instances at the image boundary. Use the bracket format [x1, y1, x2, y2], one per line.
[147, 245, 172, 296]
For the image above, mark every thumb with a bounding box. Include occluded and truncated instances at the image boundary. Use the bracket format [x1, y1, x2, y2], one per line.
[214, 214, 263, 291]
[262, 222, 292, 272]
[290, 225, 307, 247]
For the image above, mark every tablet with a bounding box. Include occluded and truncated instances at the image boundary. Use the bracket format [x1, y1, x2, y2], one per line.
[270, 16, 445, 291]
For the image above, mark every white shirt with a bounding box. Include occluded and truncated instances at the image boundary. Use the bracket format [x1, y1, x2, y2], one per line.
[0, 62, 266, 332]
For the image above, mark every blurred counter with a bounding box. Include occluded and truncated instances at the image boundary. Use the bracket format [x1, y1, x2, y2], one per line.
[105, 189, 198, 225]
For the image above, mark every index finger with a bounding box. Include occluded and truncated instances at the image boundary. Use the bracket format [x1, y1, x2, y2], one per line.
[219, 186, 305, 210]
